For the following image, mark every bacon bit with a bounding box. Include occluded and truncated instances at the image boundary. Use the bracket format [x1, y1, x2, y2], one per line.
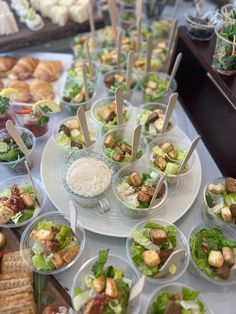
[92, 294, 111, 314]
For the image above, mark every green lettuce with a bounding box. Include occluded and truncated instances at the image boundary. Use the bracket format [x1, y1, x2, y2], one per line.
[92, 249, 109, 277]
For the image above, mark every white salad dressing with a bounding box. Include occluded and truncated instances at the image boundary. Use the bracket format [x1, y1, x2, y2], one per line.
[66, 157, 112, 197]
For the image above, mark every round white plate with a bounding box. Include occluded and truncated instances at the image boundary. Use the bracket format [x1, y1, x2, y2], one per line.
[41, 126, 202, 237]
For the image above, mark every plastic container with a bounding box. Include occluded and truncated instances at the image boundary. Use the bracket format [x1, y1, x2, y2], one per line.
[148, 135, 196, 183]
[71, 35, 101, 59]
[144, 282, 213, 314]
[100, 126, 148, 170]
[53, 116, 101, 153]
[113, 165, 168, 219]
[59, 150, 116, 212]
[0, 175, 46, 228]
[91, 96, 132, 133]
[67, 59, 98, 83]
[0, 127, 36, 174]
[188, 222, 236, 285]
[96, 47, 127, 73]
[126, 219, 189, 282]
[220, 4, 236, 23]
[71, 254, 141, 313]
[137, 102, 176, 142]
[97, 26, 124, 48]
[20, 211, 85, 275]
[140, 72, 177, 103]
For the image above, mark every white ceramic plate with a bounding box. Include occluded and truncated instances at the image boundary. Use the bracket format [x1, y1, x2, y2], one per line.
[41, 125, 202, 238]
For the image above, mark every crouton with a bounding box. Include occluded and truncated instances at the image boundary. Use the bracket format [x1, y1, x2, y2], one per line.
[141, 185, 155, 196]
[0, 205, 14, 224]
[153, 155, 167, 171]
[208, 251, 224, 268]
[145, 88, 153, 96]
[154, 109, 164, 116]
[92, 276, 106, 293]
[154, 118, 164, 133]
[129, 172, 142, 187]
[221, 207, 232, 223]
[51, 252, 65, 269]
[20, 193, 34, 208]
[167, 149, 178, 160]
[147, 112, 159, 123]
[230, 204, 236, 217]
[83, 300, 95, 314]
[104, 135, 116, 148]
[159, 249, 174, 264]
[222, 247, 234, 266]
[208, 183, 225, 194]
[112, 152, 124, 162]
[226, 177, 236, 193]
[142, 249, 161, 267]
[161, 142, 174, 153]
[105, 278, 118, 298]
[120, 143, 132, 154]
[108, 102, 116, 112]
[115, 75, 125, 83]
[211, 262, 231, 280]
[137, 192, 151, 203]
[73, 90, 84, 103]
[164, 301, 182, 314]
[104, 74, 115, 86]
[62, 245, 79, 264]
[147, 81, 157, 89]
[135, 59, 145, 68]
[150, 229, 168, 244]
[30, 229, 53, 241]
[66, 119, 80, 130]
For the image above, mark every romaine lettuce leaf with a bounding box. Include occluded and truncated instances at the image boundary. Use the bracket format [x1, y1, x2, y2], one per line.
[92, 249, 109, 277]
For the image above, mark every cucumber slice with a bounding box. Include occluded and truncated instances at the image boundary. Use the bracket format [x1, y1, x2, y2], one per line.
[0, 141, 8, 153]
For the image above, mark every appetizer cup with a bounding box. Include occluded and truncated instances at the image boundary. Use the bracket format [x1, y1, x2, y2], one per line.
[220, 4, 236, 23]
[0, 127, 36, 174]
[98, 26, 125, 48]
[188, 222, 236, 285]
[128, 23, 152, 42]
[0, 175, 46, 228]
[151, 19, 172, 40]
[148, 135, 196, 184]
[126, 219, 189, 282]
[96, 47, 127, 73]
[144, 282, 213, 314]
[113, 165, 168, 219]
[133, 53, 162, 79]
[104, 70, 138, 101]
[91, 96, 132, 133]
[20, 211, 85, 275]
[137, 103, 176, 141]
[140, 72, 177, 104]
[71, 35, 101, 59]
[60, 150, 116, 212]
[100, 126, 148, 170]
[71, 254, 141, 313]
[67, 59, 98, 83]
[53, 116, 100, 153]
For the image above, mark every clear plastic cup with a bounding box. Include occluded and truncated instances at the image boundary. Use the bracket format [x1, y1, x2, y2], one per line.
[0, 175, 46, 228]
[100, 126, 148, 170]
[91, 96, 132, 133]
[59, 150, 116, 212]
[148, 135, 196, 183]
[67, 59, 98, 83]
[144, 282, 213, 314]
[137, 103, 176, 142]
[70, 254, 141, 313]
[127, 23, 152, 42]
[140, 72, 177, 104]
[0, 127, 36, 174]
[103, 69, 138, 101]
[113, 164, 168, 219]
[20, 211, 85, 275]
[71, 35, 101, 59]
[96, 47, 127, 73]
[126, 219, 189, 282]
[188, 222, 236, 285]
[220, 4, 236, 23]
[203, 177, 236, 229]
[53, 116, 101, 153]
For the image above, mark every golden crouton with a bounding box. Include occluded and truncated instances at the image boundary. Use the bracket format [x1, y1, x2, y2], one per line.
[98, 107, 115, 123]
[154, 118, 164, 133]
[20, 193, 34, 208]
[208, 183, 225, 194]
[92, 276, 106, 293]
[147, 81, 157, 89]
[154, 155, 167, 171]
[226, 177, 236, 193]
[115, 75, 125, 83]
[221, 207, 232, 223]
[73, 90, 84, 103]
[141, 186, 155, 196]
[142, 249, 161, 267]
[168, 149, 178, 160]
[161, 142, 174, 153]
[62, 245, 79, 264]
[120, 143, 132, 155]
[105, 278, 118, 298]
[222, 247, 234, 266]
[30, 229, 53, 241]
[145, 88, 153, 96]
[51, 252, 65, 269]
[0, 205, 14, 224]
[208, 251, 224, 268]
[66, 119, 80, 130]
[137, 192, 151, 203]
[104, 135, 116, 148]
[129, 172, 142, 187]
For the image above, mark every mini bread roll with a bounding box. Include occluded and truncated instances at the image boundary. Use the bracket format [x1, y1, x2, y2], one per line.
[33, 60, 63, 82]
[0, 57, 17, 78]
[30, 79, 54, 101]
[8, 80, 31, 102]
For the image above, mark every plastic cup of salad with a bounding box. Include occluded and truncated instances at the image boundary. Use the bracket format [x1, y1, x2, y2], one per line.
[71, 35, 101, 59]
[96, 47, 127, 73]
[20, 211, 85, 275]
[119, 8, 137, 32]
[0, 175, 46, 228]
[151, 19, 172, 40]
[113, 165, 168, 219]
[185, 11, 222, 41]
[140, 72, 177, 104]
[67, 59, 98, 84]
[126, 218, 189, 282]
[53, 115, 100, 153]
[148, 135, 195, 184]
[91, 96, 132, 133]
[133, 52, 163, 80]
[128, 23, 152, 43]
[60, 78, 96, 115]
[103, 70, 138, 101]
[71, 250, 141, 314]
[137, 103, 176, 142]
[0, 127, 36, 174]
[100, 126, 148, 170]
[188, 222, 236, 285]
[144, 282, 213, 314]
[220, 4, 236, 23]
[152, 40, 171, 71]
[203, 177, 236, 229]
[97, 26, 125, 48]
[59, 150, 116, 212]
[212, 21, 236, 76]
